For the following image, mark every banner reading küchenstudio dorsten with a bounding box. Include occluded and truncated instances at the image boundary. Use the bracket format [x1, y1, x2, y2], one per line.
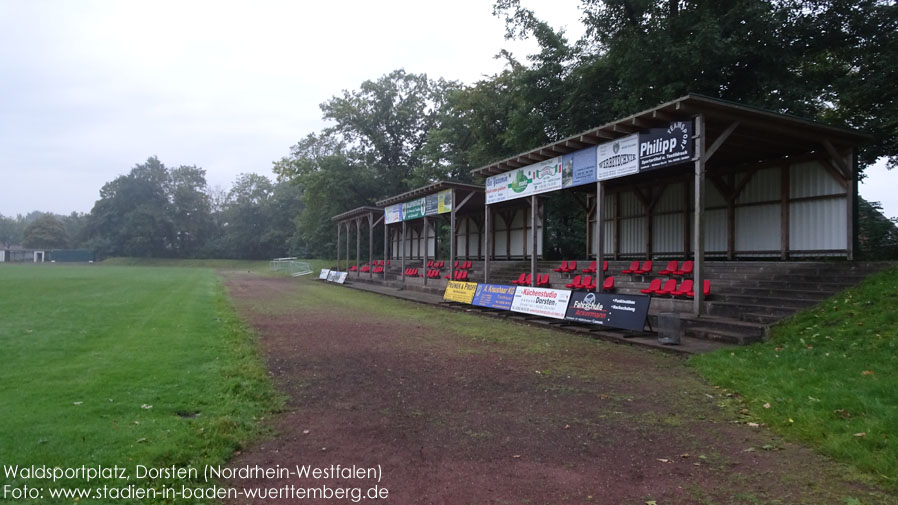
[638, 120, 693, 172]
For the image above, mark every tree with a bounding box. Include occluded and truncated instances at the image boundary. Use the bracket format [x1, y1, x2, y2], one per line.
[23, 214, 68, 249]
[319, 69, 458, 193]
[169, 165, 214, 257]
[857, 198, 898, 259]
[0, 214, 24, 248]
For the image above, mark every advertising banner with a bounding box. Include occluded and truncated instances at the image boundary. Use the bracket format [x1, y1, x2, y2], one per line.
[561, 146, 597, 189]
[403, 198, 426, 220]
[564, 292, 651, 331]
[385, 204, 403, 224]
[424, 194, 439, 216]
[437, 189, 452, 214]
[319, 269, 330, 280]
[443, 281, 478, 304]
[638, 121, 693, 172]
[334, 271, 348, 284]
[597, 134, 639, 181]
[472, 284, 517, 310]
[485, 156, 563, 204]
[510, 287, 572, 320]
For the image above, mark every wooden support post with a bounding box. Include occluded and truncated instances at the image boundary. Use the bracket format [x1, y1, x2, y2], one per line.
[531, 195, 537, 286]
[781, 165, 790, 259]
[693, 114, 706, 316]
[595, 181, 605, 289]
[336, 222, 341, 271]
[423, 215, 429, 286]
[450, 190, 457, 281]
[483, 205, 491, 282]
[401, 220, 406, 283]
[355, 217, 361, 277]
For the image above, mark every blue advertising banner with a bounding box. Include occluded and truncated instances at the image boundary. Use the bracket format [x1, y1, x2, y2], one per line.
[425, 194, 439, 216]
[561, 146, 597, 189]
[472, 284, 517, 310]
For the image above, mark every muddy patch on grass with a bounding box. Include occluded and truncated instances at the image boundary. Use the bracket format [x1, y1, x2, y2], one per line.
[223, 274, 892, 504]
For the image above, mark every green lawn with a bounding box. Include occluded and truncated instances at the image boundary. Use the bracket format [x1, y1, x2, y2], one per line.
[0, 264, 280, 504]
[692, 265, 898, 490]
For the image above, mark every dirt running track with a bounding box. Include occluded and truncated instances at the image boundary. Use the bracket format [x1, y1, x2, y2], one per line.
[223, 273, 891, 505]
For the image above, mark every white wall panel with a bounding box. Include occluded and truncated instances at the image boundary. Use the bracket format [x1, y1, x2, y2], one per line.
[655, 183, 686, 213]
[790, 199, 847, 250]
[653, 214, 684, 253]
[620, 191, 644, 218]
[620, 217, 645, 254]
[735, 204, 780, 251]
[791, 161, 846, 198]
[737, 167, 781, 204]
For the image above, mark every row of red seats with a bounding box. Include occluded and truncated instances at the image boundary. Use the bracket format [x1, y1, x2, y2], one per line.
[565, 275, 615, 291]
[404, 267, 421, 277]
[553, 260, 609, 274]
[511, 273, 550, 287]
[447, 270, 470, 281]
[639, 279, 710, 298]
[371, 260, 391, 266]
[426, 260, 445, 268]
[455, 260, 473, 270]
[623, 259, 694, 276]
[425, 268, 442, 278]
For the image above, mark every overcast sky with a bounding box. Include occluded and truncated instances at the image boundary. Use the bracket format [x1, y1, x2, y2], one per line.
[1, 0, 895, 220]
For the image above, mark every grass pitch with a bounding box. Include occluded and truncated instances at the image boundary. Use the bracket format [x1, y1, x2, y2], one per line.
[0, 264, 280, 504]
[692, 265, 898, 490]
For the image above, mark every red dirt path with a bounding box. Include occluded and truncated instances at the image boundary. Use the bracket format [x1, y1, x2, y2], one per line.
[222, 273, 890, 505]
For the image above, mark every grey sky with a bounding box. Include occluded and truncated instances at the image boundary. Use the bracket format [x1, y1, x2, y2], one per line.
[1, 0, 894, 220]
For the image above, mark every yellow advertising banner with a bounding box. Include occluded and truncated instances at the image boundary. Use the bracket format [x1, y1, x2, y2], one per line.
[443, 281, 477, 304]
[437, 189, 453, 214]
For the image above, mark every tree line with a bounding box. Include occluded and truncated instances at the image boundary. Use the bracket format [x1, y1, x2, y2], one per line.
[6, 0, 897, 259]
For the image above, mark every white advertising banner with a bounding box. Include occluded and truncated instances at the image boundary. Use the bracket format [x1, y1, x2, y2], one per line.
[510, 287, 572, 320]
[319, 269, 330, 280]
[384, 204, 403, 224]
[485, 156, 563, 204]
[596, 134, 639, 181]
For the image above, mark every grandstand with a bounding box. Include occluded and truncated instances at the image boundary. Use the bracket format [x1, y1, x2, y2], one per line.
[329, 95, 884, 345]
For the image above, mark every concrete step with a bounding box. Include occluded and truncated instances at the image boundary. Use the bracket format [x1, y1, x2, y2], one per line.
[708, 302, 796, 321]
[710, 294, 819, 309]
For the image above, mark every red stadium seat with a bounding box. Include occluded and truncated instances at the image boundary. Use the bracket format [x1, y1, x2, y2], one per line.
[622, 261, 640, 274]
[537, 273, 550, 287]
[674, 260, 693, 276]
[655, 278, 679, 295]
[582, 261, 597, 274]
[565, 275, 582, 289]
[658, 260, 679, 275]
[635, 260, 653, 275]
[602, 276, 615, 292]
[563, 260, 578, 273]
[602, 260, 609, 272]
[640, 278, 662, 294]
[553, 260, 569, 273]
[575, 275, 593, 289]
[671, 279, 693, 297]
[511, 272, 527, 285]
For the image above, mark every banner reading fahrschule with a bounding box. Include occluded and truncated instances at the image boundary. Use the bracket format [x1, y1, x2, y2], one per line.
[564, 291, 651, 331]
